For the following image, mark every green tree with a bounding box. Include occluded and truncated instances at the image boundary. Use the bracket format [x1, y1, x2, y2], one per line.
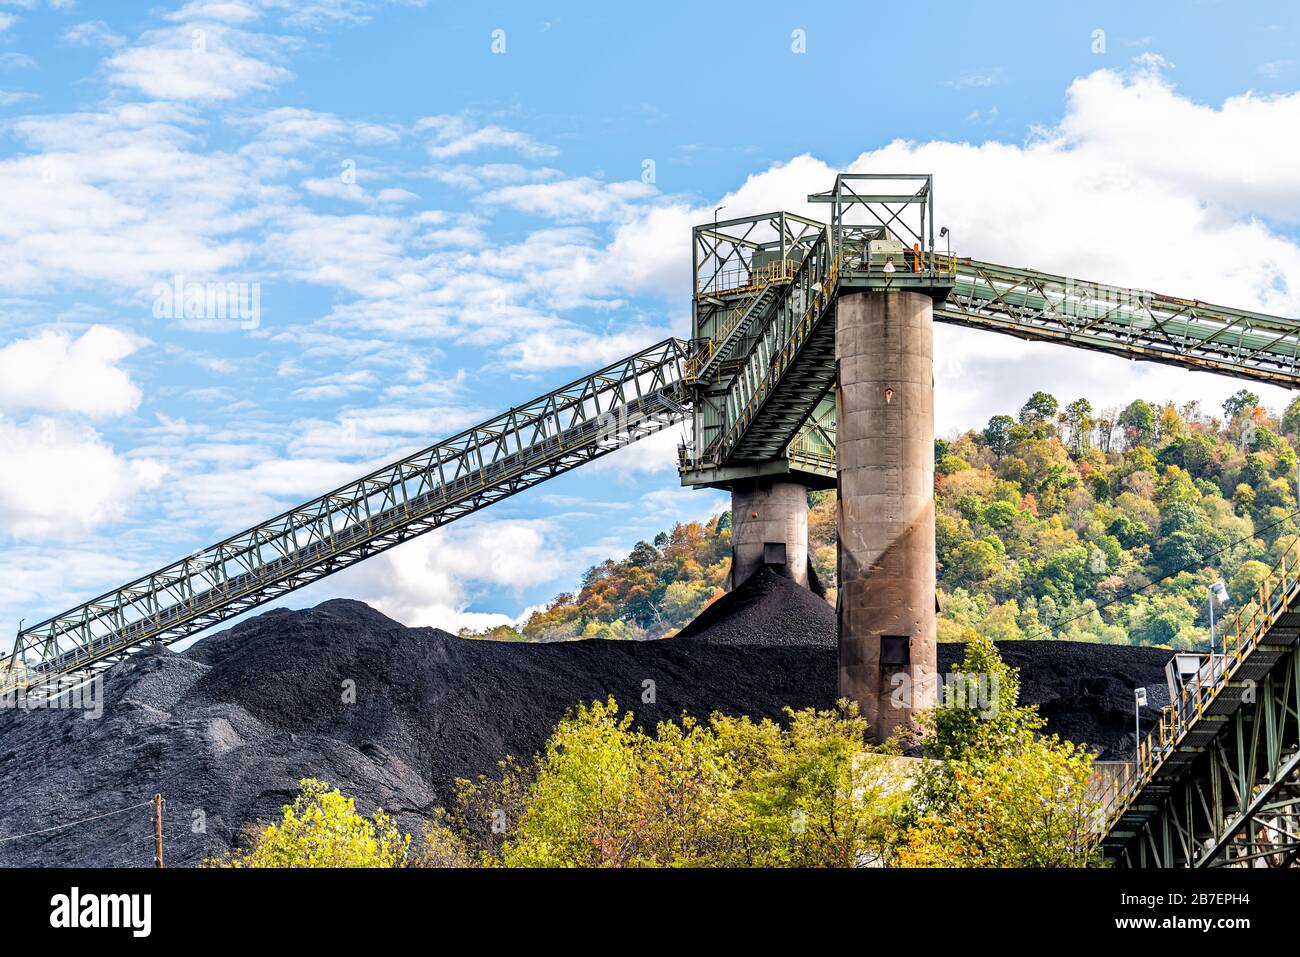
[1018, 391, 1059, 431]
[438, 698, 905, 868]
[983, 500, 1019, 529]
[1223, 389, 1260, 421]
[1107, 514, 1150, 549]
[1281, 396, 1300, 437]
[1118, 400, 1156, 448]
[982, 414, 1018, 457]
[1062, 398, 1093, 453]
[1228, 560, 1271, 606]
[899, 636, 1100, 867]
[949, 539, 1001, 585]
[210, 779, 411, 868]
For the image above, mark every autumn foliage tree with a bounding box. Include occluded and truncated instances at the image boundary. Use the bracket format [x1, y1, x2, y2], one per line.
[210, 778, 411, 868]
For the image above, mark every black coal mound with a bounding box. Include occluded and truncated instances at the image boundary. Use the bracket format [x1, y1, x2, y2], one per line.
[677, 567, 836, 646]
[0, 594, 1171, 867]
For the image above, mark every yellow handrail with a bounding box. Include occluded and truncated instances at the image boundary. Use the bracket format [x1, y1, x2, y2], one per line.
[1101, 535, 1300, 834]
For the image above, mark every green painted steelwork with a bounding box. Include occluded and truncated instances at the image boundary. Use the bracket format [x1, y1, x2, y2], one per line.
[4, 339, 694, 701]
[1099, 541, 1300, 867]
[681, 175, 1300, 491]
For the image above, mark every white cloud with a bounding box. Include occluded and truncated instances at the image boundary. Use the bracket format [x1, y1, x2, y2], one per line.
[342, 518, 569, 631]
[418, 114, 559, 160]
[948, 67, 1004, 88]
[0, 326, 145, 418]
[238, 105, 400, 153]
[423, 162, 562, 191]
[377, 187, 416, 204]
[0, 544, 151, 628]
[107, 23, 292, 102]
[164, 1, 262, 24]
[0, 418, 165, 539]
[483, 177, 658, 223]
[291, 368, 375, 399]
[584, 426, 687, 478]
[504, 322, 675, 371]
[62, 20, 127, 48]
[0, 103, 260, 293]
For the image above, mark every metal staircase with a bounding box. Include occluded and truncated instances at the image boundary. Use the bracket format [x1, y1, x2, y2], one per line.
[3, 338, 693, 700]
[718, 227, 839, 463]
[689, 270, 791, 385]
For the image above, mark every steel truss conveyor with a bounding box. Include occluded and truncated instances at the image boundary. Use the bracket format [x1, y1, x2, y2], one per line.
[1100, 541, 1300, 867]
[4, 339, 692, 700]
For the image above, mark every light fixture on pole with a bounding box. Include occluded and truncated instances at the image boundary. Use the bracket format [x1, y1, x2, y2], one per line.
[1134, 686, 1148, 765]
[1208, 579, 1229, 657]
[710, 205, 726, 290]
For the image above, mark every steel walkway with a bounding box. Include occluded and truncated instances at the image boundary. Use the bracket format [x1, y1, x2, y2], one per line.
[1100, 542, 1300, 867]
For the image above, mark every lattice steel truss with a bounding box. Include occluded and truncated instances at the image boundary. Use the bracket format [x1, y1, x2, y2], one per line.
[4, 338, 693, 700]
[940, 258, 1300, 387]
[1100, 541, 1300, 867]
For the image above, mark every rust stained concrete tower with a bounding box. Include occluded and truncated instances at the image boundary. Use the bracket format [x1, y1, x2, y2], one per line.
[836, 289, 936, 742]
[729, 480, 810, 588]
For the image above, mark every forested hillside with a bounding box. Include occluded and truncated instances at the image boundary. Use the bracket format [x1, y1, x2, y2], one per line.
[464, 389, 1300, 651]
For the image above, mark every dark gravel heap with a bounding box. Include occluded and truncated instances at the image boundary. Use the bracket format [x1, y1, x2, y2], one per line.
[0, 595, 1171, 867]
[676, 567, 836, 646]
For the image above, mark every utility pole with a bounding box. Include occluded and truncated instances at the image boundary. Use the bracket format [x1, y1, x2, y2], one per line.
[153, 793, 164, 868]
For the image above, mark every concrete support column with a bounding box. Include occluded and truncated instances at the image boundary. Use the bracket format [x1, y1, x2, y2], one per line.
[836, 290, 936, 742]
[729, 480, 810, 588]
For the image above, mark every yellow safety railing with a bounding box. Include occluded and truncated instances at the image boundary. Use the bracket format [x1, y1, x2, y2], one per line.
[687, 261, 800, 383]
[788, 437, 835, 472]
[696, 258, 798, 298]
[1098, 536, 1300, 836]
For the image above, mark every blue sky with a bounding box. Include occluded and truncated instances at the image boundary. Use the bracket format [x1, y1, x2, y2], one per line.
[2, 0, 1299, 638]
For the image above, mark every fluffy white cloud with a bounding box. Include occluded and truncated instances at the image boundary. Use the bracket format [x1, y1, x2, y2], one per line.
[0, 418, 165, 539]
[503, 322, 675, 371]
[0, 544, 151, 627]
[342, 518, 570, 631]
[238, 105, 400, 153]
[62, 20, 126, 48]
[0, 326, 144, 418]
[483, 177, 658, 224]
[600, 59, 1300, 432]
[106, 23, 292, 102]
[164, 1, 262, 24]
[0, 102, 260, 293]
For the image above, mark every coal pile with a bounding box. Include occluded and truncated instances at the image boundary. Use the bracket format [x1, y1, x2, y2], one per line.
[677, 567, 836, 646]
[0, 595, 1172, 867]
